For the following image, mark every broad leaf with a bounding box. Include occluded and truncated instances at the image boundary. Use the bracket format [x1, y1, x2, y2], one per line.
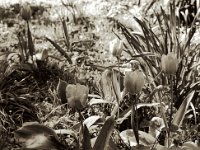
[83, 116, 102, 128]
[120, 129, 156, 147]
[93, 116, 115, 150]
[89, 98, 112, 105]
[172, 91, 195, 131]
[82, 124, 92, 150]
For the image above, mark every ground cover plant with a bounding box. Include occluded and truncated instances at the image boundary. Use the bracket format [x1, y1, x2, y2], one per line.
[0, 0, 200, 149]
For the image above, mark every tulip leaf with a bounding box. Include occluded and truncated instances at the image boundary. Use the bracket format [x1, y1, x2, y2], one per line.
[82, 124, 92, 150]
[120, 129, 156, 147]
[83, 116, 102, 129]
[55, 129, 77, 137]
[172, 91, 195, 130]
[46, 37, 72, 64]
[189, 102, 196, 124]
[61, 19, 70, 50]
[92, 116, 115, 150]
[27, 22, 35, 57]
[182, 141, 200, 150]
[131, 105, 139, 145]
[17, 33, 27, 61]
[89, 98, 112, 105]
[14, 122, 66, 149]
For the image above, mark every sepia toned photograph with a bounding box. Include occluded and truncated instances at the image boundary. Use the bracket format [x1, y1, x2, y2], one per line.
[0, 0, 199, 149]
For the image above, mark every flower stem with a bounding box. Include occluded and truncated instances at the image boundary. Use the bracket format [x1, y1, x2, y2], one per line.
[78, 109, 84, 149]
[117, 57, 121, 118]
[168, 75, 174, 147]
[131, 94, 139, 145]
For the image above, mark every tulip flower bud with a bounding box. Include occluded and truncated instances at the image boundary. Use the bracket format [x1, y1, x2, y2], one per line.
[161, 52, 178, 75]
[21, 5, 32, 21]
[109, 38, 123, 57]
[66, 84, 89, 110]
[124, 70, 145, 95]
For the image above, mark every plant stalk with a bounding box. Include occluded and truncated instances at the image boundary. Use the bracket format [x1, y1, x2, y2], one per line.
[168, 75, 174, 147]
[131, 94, 139, 145]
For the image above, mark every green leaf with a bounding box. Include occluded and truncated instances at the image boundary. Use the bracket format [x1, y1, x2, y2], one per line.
[93, 116, 115, 150]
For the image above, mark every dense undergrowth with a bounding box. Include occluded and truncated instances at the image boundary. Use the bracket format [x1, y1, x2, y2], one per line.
[0, 0, 200, 150]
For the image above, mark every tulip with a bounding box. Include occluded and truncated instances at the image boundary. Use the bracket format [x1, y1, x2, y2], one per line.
[109, 38, 123, 57]
[161, 52, 178, 75]
[21, 5, 32, 21]
[124, 70, 145, 95]
[66, 84, 89, 110]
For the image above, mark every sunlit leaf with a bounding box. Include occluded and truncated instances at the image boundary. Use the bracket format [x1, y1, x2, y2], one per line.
[89, 98, 112, 105]
[83, 116, 102, 128]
